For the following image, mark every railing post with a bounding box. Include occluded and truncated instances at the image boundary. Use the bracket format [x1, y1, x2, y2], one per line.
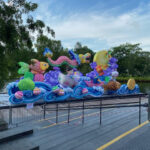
[148, 94, 150, 121]
[43, 103, 46, 119]
[68, 102, 70, 124]
[139, 97, 141, 125]
[82, 100, 85, 125]
[56, 104, 58, 124]
[100, 100, 102, 125]
[9, 105, 12, 125]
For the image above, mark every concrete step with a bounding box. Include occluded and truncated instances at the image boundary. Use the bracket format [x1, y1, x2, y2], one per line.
[0, 126, 39, 150]
[0, 126, 33, 144]
[0, 138, 39, 150]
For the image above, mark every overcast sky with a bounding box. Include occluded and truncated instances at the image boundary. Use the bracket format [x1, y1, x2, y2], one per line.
[29, 0, 150, 51]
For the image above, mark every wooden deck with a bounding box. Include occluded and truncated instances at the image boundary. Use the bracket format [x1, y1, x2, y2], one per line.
[0, 96, 149, 150]
[1, 105, 148, 150]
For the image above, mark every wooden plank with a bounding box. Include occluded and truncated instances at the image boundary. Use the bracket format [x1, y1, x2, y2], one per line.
[49, 113, 147, 150]
[0, 107, 146, 150]
[30, 108, 143, 149]
[105, 123, 150, 150]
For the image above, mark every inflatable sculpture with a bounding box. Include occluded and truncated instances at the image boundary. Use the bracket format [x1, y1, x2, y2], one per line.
[7, 48, 140, 104]
[44, 48, 91, 68]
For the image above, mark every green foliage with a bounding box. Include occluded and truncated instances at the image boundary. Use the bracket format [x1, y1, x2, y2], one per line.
[0, 0, 54, 88]
[18, 78, 35, 91]
[35, 35, 68, 60]
[74, 42, 95, 60]
[0, 1, 150, 90]
[111, 43, 150, 77]
[117, 77, 150, 82]
[74, 42, 95, 75]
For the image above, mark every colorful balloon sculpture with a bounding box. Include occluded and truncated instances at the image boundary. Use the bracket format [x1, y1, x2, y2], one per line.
[7, 48, 140, 104]
[44, 48, 90, 68]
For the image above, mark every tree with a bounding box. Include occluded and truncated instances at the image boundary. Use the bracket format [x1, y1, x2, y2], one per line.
[135, 51, 150, 76]
[111, 43, 150, 76]
[0, 0, 54, 89]
[35, 35, 68, 60]
[74, 42, 95, 75]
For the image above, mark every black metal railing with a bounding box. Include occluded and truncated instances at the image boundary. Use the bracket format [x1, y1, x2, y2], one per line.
[0, 93, 148, 127]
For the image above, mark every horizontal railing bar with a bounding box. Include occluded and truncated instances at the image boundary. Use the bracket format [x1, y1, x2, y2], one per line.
[44, 102, 140, 110]
[0, 93, 147, 109]
[44, 104, 148, 111]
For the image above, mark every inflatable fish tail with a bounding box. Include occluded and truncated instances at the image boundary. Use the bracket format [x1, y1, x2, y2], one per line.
[18, 62, 29, 75]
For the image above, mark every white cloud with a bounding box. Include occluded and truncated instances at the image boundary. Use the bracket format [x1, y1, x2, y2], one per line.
[34, 1, 150, 51]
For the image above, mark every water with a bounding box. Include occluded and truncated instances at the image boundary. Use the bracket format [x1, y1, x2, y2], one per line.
[0, 94, 9, 106]
[138, 82, 150, 94]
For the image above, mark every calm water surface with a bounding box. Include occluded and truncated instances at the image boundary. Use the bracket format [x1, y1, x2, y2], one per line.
[138, 82, 150, 93]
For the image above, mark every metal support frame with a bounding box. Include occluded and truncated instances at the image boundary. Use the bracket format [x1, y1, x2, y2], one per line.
[139, 97, 141, 125]
[68, 102, 70, 124]
[82, 100, 85, 125]
[56, 104, 58, 124]
[0, 93, 147, 126]
[9, 106, 12, 125]
[148, 93, 150, 121]
[100, 100, 102, 125]
[43, 103, 46, 119]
